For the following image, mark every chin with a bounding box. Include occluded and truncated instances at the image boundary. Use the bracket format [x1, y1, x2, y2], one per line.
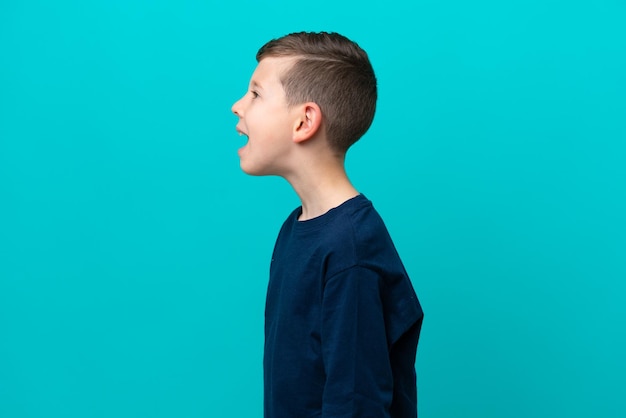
[240, 161, 265, 176]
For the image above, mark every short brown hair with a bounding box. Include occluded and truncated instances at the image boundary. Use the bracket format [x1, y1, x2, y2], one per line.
[256, 32, 377, 154]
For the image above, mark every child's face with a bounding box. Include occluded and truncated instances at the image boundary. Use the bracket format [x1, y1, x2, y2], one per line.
[231, 57, 300, 176]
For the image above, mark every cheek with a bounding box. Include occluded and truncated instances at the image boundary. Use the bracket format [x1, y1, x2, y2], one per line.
[245, 105, 262, 124]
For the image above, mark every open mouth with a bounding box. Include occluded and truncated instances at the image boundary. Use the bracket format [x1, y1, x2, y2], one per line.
[235, 126, 248, 138]
[236, 127, 249, 156]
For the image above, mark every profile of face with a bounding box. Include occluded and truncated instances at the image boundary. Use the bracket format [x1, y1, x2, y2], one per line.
[231, 57, 301, 176]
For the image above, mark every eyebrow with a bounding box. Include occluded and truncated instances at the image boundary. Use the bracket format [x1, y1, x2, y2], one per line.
[251, 80, 263, 90]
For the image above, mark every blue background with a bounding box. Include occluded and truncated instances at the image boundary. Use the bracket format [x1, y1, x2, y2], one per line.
[1, 0, 625, 417]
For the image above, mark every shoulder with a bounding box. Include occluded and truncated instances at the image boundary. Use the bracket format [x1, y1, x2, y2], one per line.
[320, 195, 398, 272]
[333, 195, 394, 254]
[322, 194, 379, 242]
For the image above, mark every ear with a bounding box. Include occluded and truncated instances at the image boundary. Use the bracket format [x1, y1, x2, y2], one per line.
[292, 102, 322, 143]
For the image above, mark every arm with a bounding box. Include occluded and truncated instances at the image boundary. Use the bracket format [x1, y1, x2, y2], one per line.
[321, 266, 393, 418]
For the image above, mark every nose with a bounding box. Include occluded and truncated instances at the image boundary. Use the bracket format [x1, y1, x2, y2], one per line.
[231, 96, 244, 117]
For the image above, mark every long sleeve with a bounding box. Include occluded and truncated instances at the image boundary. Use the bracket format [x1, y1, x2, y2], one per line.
[321, 266, 394, 418]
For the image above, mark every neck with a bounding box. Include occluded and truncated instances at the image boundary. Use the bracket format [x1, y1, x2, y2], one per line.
[284, 155, 359, 221]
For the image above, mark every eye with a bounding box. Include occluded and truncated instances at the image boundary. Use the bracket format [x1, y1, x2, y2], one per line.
[250, 90, 259, 99]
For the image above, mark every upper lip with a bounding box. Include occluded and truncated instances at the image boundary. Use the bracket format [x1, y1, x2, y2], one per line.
[235, 125, 248, 136]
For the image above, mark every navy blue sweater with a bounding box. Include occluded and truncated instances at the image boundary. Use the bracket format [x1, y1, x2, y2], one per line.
[265, 195, 423, 418]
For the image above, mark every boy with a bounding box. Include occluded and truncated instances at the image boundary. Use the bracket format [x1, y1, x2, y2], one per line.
[231, 32, 424, 418]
